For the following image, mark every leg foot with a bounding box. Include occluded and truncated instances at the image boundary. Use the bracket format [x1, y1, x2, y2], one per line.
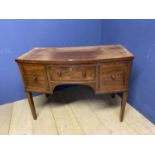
[120, 92, 128, 122]
[26, 92, 37, 120]
[45, 94, 49, 98]
[111, 94, 115, 98]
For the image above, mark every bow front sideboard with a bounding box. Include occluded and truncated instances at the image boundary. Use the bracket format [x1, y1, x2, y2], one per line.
[16, 45, 134, 122]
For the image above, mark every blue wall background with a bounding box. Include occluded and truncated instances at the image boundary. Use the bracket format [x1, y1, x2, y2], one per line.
[0, 19, 155, 123]
[0, 19, 103, 104]
[102, 20, 155, 123]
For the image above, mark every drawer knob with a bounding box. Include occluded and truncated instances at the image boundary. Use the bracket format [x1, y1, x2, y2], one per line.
[57, 71, 62, 77]
[69, 67, 73, 71]
[32, 76, 37, 81]
[111, 74, 116, 80]
[82, 71, 86, 77]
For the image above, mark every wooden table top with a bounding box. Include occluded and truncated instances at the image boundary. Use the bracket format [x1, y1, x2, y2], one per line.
[16, 45, 134, 64]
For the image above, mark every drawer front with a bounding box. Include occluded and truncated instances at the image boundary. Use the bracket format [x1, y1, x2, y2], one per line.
[99, 62, 131, 92]
[22, 64, 49, 91]
[48, 65, 96, 81]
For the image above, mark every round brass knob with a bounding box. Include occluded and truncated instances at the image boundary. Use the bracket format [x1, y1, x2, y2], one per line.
[69, 67, 73, 71]
[57, 71, 62, 77]
[32, 75, 37, 81]
[111, 74, 116, 80]
[82, 71, 86, 77]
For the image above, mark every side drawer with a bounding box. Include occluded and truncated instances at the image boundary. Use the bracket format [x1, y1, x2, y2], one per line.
[99, 61, 131, 93]
[22, 64, 49, 92]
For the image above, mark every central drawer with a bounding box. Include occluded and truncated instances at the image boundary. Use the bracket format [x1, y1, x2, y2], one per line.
[48, 65, 96, 81]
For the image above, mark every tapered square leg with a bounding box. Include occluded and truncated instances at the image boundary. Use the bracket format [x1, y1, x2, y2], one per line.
[26, 91, 37, 120]
[120, 92, 128, 122]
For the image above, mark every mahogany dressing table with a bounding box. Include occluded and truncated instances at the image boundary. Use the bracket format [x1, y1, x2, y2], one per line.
[16, 45, 134, 122]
